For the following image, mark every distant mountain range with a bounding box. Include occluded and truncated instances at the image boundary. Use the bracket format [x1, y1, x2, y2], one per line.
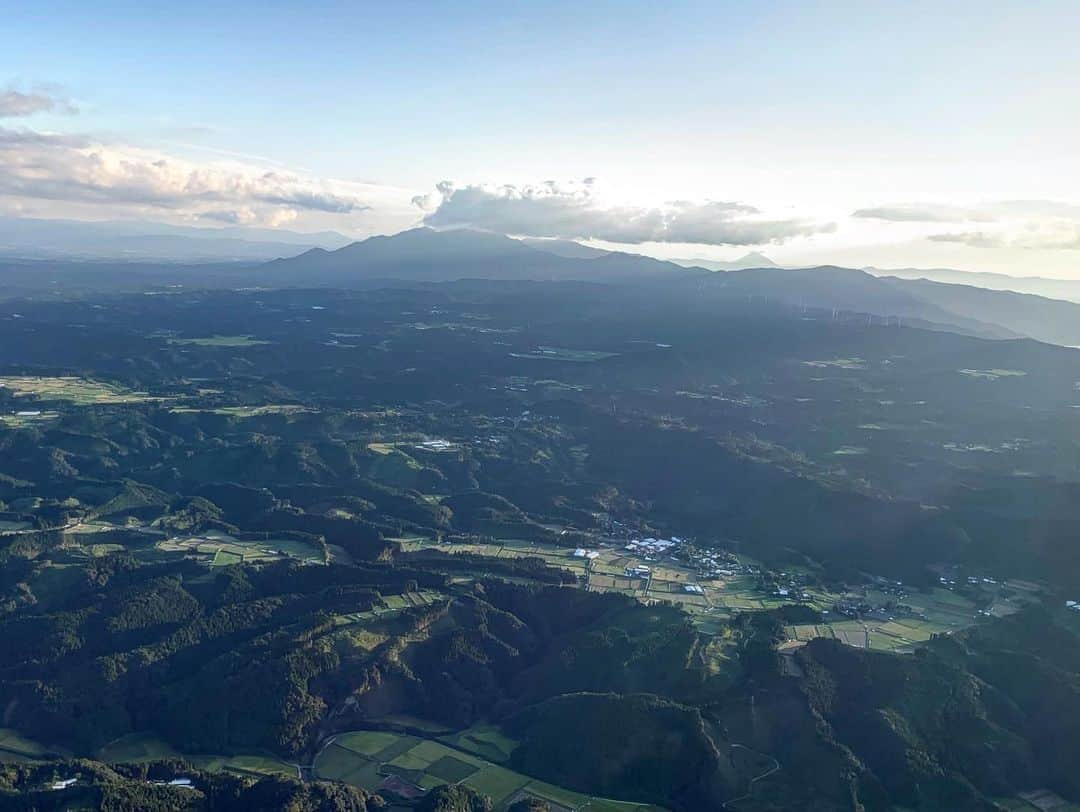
[4, 221, 1080, 348]
[865, 265, 1080, 304]
[262, 227, 695, 284]
[261, 228, 1080, 345]
[0, 216, 352, 262]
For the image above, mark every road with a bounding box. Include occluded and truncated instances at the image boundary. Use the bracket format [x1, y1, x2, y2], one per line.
[721, 743, 781, 810]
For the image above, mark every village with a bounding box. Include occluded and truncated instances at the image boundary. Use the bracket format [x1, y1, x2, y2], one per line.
[399, 525, 1044, 654]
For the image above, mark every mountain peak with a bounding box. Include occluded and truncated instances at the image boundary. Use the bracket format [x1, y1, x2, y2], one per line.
[672, 252, 779, 271]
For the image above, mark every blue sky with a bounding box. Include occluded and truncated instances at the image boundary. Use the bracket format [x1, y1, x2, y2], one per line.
[3, 1, 1080, 273]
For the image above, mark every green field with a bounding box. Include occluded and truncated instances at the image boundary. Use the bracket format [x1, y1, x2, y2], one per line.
[781, 586, 991, 652]
[211, 549, 243, 567]
[438, 723, 518, 763]
[97, 732, 181, 762]
[97, 732, 294, 777]
[170, 404, 312, 417]
[161, 532, 324, 567]
[0, 410, 59, 428]
[315, 729, 665, 811]
[0, 729, 56, 762]
[191, 754, 296, 778]
[510, 346, 618, 362]
[168, 335, 271, 347]
[0, 376, 153, 405]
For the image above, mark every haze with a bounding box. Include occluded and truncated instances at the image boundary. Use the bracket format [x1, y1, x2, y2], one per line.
[3, 0, 1080, 275]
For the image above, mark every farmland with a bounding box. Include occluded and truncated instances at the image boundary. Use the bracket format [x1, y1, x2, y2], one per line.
[0, 410, 59, 427]
[167, 334, 271, 347]
[314, 729, 665, 811]
[509, 346, 618, 362]
[395, 536, 1039, 654]
[169, 404, 314, 417]
[0, 729, 60, 762]
[0, 375, 153, 404]
[0, 277, 1078, 810]
[96, 732, 296, 778]
[157, 530, 324, 566]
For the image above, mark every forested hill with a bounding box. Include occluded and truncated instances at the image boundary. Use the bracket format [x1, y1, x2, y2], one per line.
[0, 277, 1078, 810]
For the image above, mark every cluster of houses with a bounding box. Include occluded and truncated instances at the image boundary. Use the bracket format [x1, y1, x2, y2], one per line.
[832, 598, 879, 619]
[624, 564, 652, 579]
[833, 596, 925, 622]
[623, 537, 680, 559]
[572, 547, 600, 561]
[415, 438, 456, 452]
[1066, 601, 1080, 612]
[758, 571, 817, 602]
[150, 778, 194, 789]
[937, 570, 1000, 589]
[685, 548, 742, 580]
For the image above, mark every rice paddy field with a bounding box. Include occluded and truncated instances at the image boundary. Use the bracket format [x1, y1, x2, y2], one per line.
[0, 410, 59, 427]
[96, 732, 295, 777]
[0, 376, 153, 405]
[314, 729, 664, 811]
[390, 537, 1040, 656]
[783, 583, 1036, 652]
[157, 530, 324, 566]
[0, 729, 59, 762]
[167, 335, 271, 347]
[331, 590, 446, 638]
[509, 346, 618, 362]
[169, 404, 314, 417]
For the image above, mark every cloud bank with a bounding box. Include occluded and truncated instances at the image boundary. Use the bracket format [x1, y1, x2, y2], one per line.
[852, 204, 994, 223]
[0, 125, 374, 227]
[929, 227, 1080, 251]
[420, 181, 834, 246]
[854, 199, 1080, 253]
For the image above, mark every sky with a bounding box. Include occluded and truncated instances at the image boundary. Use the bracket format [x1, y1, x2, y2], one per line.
[2, 0, 1080, 275]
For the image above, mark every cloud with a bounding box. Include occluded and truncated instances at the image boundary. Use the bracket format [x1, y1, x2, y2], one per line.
[852, 204, 994, 223]
[0, 88, 77, 118]
[989, 200, 1080, 219]
[928, 225, 1080, 251]
[860, 199, 1080, 252]
[420, 181, 833, 246]
[0, 125, 372, 227]
[927, 231, 1006, 248]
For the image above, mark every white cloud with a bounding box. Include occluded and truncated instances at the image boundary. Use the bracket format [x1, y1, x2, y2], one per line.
[0, 125, 376, 228]
[852, 204, 994, 223]
[928, 222, 1080, 251]
[420, 180, 834, 246]
[926, 231, 1006, 249]
[853, 199, 1080, 253]
[0, 88, 77, 118]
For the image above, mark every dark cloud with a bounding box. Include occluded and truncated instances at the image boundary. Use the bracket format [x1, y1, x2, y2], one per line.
[421, 182, 832, 246]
